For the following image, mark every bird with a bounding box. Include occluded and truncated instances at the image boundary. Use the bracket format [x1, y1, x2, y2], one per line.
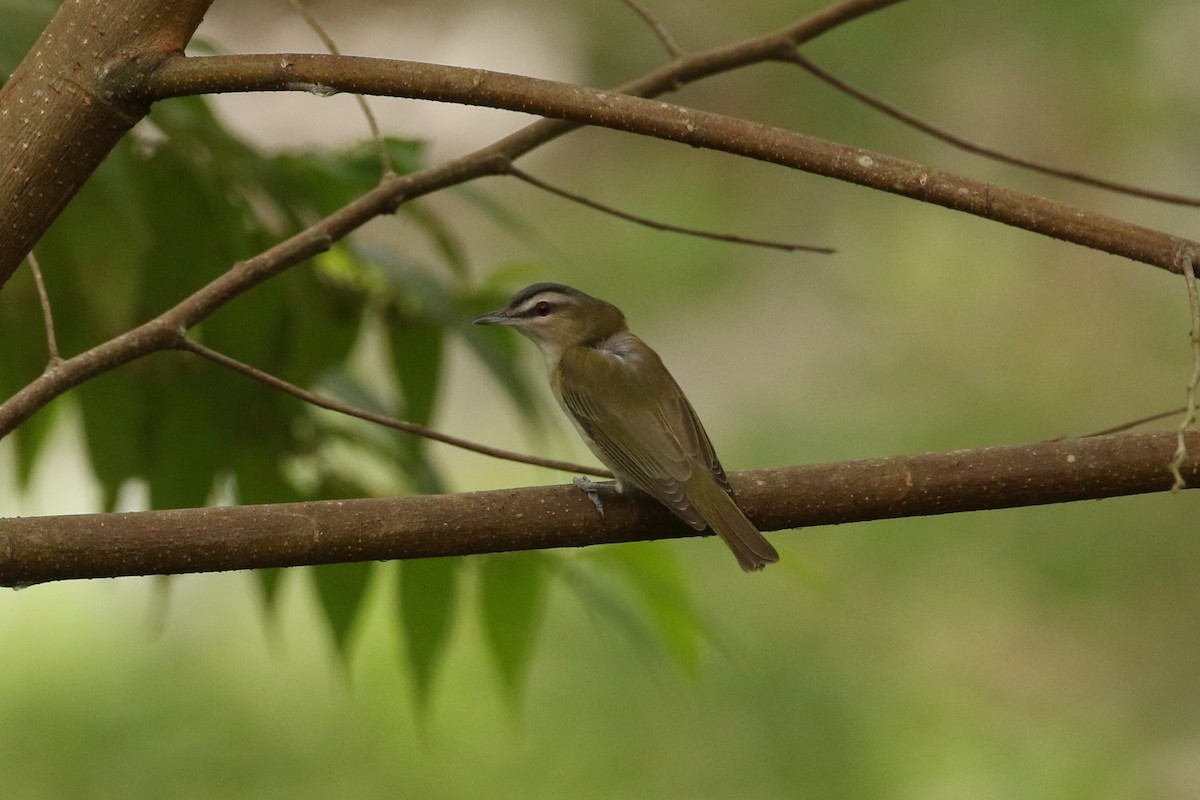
[473, 282, 779, 572]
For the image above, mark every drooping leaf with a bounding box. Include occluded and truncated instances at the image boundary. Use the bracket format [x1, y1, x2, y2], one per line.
[272, 137, 426, 219]
[389, 312, 444, 429]
[585, 542, 708, 677]
[457, 284, 543, 423]
[478, 552, 550, 704]
[13, 401, 55, 490]
[256, 568, 288, 612]
[76, 370, 149, 511]
[555, 558, 668, 665]
[0, 267, 60, 490]
[400, 201, 469, 276]
[387, 311, 447, 494]
[311, 561, 376, 662]
[397, 558, 461, 710]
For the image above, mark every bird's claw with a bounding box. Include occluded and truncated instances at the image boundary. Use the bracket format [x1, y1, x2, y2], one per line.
[573, 476, 612, 518]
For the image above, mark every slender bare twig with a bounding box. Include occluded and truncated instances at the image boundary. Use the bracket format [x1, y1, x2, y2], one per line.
[176, 338, 611, 478]
[286, 0, 393, 176]
[501, 161, 834, 253]
[783, 52, 1200, 208]
[1084, 406, 1188, 438]
[1170, 250, 1200, 490]
[617, 0, 684, 58]
[25, 252, 61, 365]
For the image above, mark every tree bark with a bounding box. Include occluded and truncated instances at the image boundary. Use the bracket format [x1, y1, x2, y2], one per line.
[0, 0, 212, 287]
[2, 431, 1194, 587]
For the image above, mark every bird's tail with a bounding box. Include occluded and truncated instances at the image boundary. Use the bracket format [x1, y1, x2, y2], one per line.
[693, 485, 779, 572]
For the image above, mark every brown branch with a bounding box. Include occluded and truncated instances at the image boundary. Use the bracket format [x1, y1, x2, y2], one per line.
[286, 0, 393, 176]
[1171, 251, 1200, 489]
[501, 162, 834, 253]
[140, 52, 1199, 277]
[178, 338, 610, 478]
[25, 253, 60, 364]
[2, 431, 1195, 587]
[616, 0, 684, 58]
[784, 52, 1200, 208]
[1084, 407, 1188, 437]
[0, 0, 214, 289]
[0, 0, 906, 438]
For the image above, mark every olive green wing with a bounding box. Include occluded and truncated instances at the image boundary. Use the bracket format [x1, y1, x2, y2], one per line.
[556, 335, 730, 528]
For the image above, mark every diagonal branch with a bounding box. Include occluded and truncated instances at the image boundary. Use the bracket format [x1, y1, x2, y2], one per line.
[783, 52, 1200, 208]
[178, 338, 609, 478]
[141, 52, 1199, 277]
[1, 431, 1195, 587]
[501, 162, 834, 253]
[616, 0, 684, 58]
[25, 253, 60, 365]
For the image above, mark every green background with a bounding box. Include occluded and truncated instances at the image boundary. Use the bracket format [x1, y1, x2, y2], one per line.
[3, 0, 1200, 797]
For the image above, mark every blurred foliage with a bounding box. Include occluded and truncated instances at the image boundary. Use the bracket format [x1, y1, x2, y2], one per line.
[0, 0, 705, 722]
[4, 1, 1200, 799]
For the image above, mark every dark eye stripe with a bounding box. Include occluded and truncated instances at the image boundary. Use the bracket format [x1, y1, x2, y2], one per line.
[511, 293, 566, 317]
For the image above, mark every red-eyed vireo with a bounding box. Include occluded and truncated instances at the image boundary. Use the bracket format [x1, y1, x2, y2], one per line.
[474, 283, 779, 572]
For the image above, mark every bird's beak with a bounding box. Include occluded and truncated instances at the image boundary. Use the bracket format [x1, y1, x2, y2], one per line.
[473, 308, 514, 326]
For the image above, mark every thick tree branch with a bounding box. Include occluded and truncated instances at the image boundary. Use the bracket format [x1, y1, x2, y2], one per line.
[0, 0, 213, 288]
[141, 52, 1200, 277]
[1, 432, 1195, 587]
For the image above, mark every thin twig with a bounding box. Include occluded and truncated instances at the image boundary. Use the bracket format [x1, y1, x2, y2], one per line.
[286, 0, 394, 177]
[1170, 250, 1200, 490]
[176, 337, 611, 479]
[501, 162, 834, 253]
[25, 252, 61, 364]
[616, 0, 684, 58]
[1084, 406, 1188, 438]
[783, 52, 1200, 209]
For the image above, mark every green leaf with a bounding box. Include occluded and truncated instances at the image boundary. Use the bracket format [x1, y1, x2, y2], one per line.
[256, 568, 288, 612]
[311, 561, 376, 663]
[401, 201, 468, 276]
[387, 312, 447, 494]
[389, 312, 444, 428]
[13, 402, 55, 490]
[0, 267, 60, 490]
[586, 543, 707, 677]
[458, 286, 542, 423]
[397, 558, 461, 711]
[272, 137, 426, 219]
[76, 371, 147, 511]
[478, 552, 550, 704]
[143, 357, 221, 511]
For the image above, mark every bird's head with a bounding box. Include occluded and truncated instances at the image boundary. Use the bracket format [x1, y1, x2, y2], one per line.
[473, 283, 627, 361]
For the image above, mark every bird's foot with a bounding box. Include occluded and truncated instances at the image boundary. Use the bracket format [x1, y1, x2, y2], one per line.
[573, 476, 618, 518]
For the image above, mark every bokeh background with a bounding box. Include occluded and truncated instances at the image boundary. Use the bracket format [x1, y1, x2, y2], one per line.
[3, 0, 1200, 797]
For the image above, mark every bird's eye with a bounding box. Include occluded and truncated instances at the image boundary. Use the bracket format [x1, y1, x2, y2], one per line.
[535, 301, 552, 316]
